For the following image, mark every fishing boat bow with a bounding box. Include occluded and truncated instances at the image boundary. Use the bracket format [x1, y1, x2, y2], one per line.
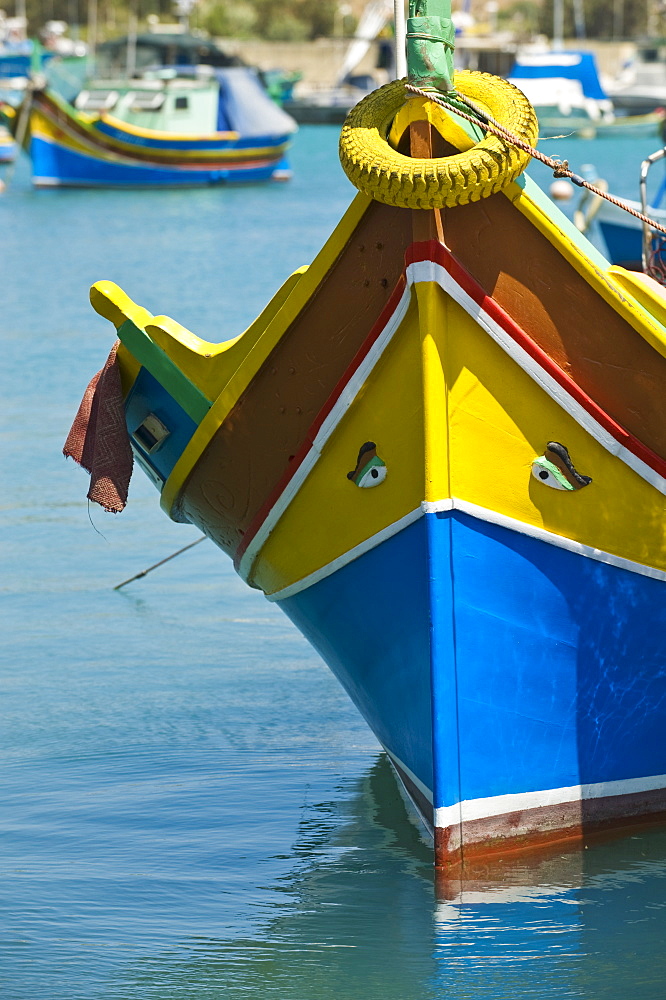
[67, 1, 666, 869]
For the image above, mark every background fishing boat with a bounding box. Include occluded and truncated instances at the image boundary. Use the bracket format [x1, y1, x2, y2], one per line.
[508, 49, 662, 138]
[0, 123, 15, 160]
[0, 8, 88, 165]
[3, 64, 297, 187]
[608, 39, 666, 115]
[65, 0, 666, 870]
[574, 144, 666, 273]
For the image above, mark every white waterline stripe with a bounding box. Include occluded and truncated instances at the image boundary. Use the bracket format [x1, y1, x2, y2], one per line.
[407, 259, 666, 495]
[434, 773, 666, 829]
[268, 495, 666, 601]
[421, 499, 454, 514]
[238, 282, 413, 582]
[265, 506, 423, 601]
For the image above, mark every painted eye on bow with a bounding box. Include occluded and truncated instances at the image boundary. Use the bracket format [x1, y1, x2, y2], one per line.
[531, 442, 592, 491]
[347, 441, 387, 488]
[356, 459, 387, 488]
[532, 458, 571, 490]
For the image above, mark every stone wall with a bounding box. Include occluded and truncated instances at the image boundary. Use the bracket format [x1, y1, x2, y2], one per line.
[217, 36, 639, 90]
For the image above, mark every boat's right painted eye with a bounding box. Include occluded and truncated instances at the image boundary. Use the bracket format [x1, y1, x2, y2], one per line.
[531, 457, 572, 490]
[532, 442, 592, 492]
[347, 441, 387, 488]
[356, 459, 387, 488]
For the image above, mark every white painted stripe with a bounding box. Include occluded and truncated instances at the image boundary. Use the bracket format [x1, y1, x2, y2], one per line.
[265, 506, 423, 601]
[251, 250, 665, 591]
[434, 773, 666, 829]
[407, 258, 666, 495]
[238, 282, 413, 582]
[421, 499, 454, 514]
[268, 495, 666, 601]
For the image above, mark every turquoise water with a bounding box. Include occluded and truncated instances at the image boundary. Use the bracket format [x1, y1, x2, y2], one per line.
[2, 127, 666, 999]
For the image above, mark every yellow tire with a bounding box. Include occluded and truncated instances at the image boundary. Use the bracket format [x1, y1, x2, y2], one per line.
[339, 71, 539, 210]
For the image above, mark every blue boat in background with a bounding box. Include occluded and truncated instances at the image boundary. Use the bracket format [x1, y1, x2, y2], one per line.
[575, 143, 666, 275]
[509, 49, 661, 138]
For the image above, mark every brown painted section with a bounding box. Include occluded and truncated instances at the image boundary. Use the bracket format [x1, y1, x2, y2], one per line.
[433, 785, 666, 871]
[408, 121, 445, 245]
[178, 183, 666, 559]
[442, 193, 666, 459]
[178, 199, 413, 555]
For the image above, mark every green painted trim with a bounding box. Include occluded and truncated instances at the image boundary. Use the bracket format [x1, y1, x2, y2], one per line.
[117, 318, 211, 424]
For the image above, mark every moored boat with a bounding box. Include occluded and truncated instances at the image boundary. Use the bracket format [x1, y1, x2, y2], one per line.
[65, 1, 666, 870]
[0, 123, 15, 160]
[508, 49, 662, 139]
[1, 65, 297, 187]
[574, 145, 666, 274]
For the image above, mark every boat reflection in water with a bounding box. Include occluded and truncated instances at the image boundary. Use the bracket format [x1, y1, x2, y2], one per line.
[109, 754, 666, 998]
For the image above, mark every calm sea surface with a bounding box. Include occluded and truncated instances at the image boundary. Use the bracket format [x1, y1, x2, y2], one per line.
[2, 127, 665, 1000]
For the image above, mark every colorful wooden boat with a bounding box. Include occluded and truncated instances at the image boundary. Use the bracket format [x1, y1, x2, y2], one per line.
[5, 66, 296, 187]
[0, 122, 15, 160]
[66, 2, 666, 869]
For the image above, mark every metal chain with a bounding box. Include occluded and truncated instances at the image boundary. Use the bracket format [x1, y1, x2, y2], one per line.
[404, 82, 666, 238]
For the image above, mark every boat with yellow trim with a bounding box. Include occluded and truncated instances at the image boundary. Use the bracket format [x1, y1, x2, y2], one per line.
[66, 0, 666, 870]
[0, 122, 14, 161]
[2, 65, 296, 187]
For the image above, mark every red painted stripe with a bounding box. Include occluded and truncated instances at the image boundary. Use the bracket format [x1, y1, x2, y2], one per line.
[407, 240, 666, 480]
[233, 274, 409, 571]
[234, 239, 665, 575]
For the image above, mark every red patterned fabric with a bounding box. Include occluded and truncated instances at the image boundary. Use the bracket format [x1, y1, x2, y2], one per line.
[63, 340, 133, 513]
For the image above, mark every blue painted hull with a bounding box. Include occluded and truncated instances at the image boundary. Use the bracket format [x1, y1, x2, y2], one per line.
[279, 509, 666, 854]
[30, 135, 290, 187]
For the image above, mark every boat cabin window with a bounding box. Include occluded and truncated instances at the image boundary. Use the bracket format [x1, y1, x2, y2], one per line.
[75, 90, 119, 111]
[174, 96, 189, 110]
[127, 91, 165, 112]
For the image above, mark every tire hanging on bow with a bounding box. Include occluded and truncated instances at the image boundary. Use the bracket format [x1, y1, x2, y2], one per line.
[339, 71, 539, 210]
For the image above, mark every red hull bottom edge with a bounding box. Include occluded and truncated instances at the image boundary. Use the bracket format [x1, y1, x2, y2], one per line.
[434, 786, 666, 871]
[390, 753, 666, 873]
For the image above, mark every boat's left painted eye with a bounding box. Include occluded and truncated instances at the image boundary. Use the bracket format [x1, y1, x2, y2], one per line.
[356, 460, 387, 488]
[347, 441, 387, 488]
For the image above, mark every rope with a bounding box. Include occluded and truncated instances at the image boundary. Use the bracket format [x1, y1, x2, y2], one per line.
[405, 32, 454, 49]
[404, 82, 666, 238]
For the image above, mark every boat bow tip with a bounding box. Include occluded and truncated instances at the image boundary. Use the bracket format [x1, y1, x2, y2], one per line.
[90, 280, 153, 332]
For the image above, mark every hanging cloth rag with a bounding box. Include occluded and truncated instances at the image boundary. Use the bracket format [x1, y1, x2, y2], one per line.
[63, 340, 133, 513]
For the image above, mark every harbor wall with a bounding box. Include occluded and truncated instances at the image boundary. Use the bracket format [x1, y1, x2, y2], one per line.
[215, 37, 639, 89]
